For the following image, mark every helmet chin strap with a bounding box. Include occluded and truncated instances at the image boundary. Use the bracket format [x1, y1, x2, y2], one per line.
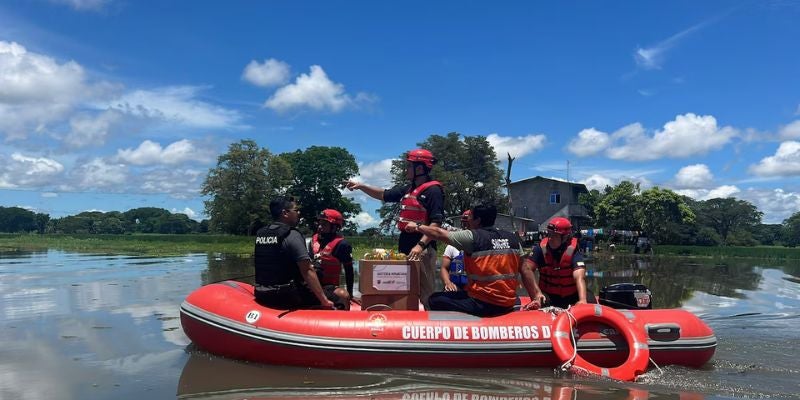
[412, 163, 430, 179]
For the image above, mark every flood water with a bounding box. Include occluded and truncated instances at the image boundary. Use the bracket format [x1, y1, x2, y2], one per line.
[1, 249, 798, 400]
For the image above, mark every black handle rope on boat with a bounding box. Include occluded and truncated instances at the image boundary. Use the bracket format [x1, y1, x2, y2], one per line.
[207, 274, 255, 285]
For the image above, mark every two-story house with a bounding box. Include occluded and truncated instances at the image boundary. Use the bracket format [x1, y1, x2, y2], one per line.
[502, 176, 590, 232]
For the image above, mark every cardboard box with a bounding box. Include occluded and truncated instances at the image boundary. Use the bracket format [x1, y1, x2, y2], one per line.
[359, 259, 418, 295]
[360, 294, 423, 311]
[359, 259, 420, 311]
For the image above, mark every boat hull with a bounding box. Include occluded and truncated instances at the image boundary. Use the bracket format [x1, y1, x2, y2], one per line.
[180, 281, 716, 369]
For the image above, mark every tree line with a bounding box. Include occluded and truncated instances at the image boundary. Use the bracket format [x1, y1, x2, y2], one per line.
[2, 133, 798, 247]
[0, 206, 207, 234]
[579, 181, 800, 247]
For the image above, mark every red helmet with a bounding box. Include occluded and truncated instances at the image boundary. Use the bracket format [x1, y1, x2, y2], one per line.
[318, 209, 344, 226]
[461, 209, 472, 221]
[406, 149, 436, 169]
[547, 217, 572, 235]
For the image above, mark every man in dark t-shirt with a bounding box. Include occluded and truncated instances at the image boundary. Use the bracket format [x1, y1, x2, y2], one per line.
[523, 217, 592, 309]
[253, 197, 334, 310]
[309, 209, 353, 310]
[345, 149, 445, 309]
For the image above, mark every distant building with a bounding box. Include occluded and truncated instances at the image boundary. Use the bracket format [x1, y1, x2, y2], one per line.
[506, 176, 590, 231]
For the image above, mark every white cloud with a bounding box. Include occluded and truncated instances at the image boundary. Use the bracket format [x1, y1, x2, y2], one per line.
[749, 141, 800, 177]
[581, 174, 614, 191]
[264, 65, 375, 113]
[242, 58, 290, 87]
[140, 168, 204, 198]
[706, 185, 741, 199]
[71, 158, 128, 189]
[0, 41, 87, 140]
[634, 19, 713, 70]
[116, 139, 210, 165]
[64, 109, 122, 148]
[41, 192, 58, 198]
[351, 211, 379, 230]
[354, 159, 394, 188]
[172, 207, 200, 221]
[738, 188, 800, 224]
[0, 153, 64, 188]
[606, 114, 736, 161]
[779, 120, 800, 140]
[487, 133, 546, 159]
[103, 86, 243, 129]
[568, 128, 610, 157]
[675, 164, 713, 188]
[49, 0, 111, 11]
[675, 185, 740, 201]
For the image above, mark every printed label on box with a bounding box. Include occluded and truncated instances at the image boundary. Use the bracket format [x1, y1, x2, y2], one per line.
[372, 264, 409, 291]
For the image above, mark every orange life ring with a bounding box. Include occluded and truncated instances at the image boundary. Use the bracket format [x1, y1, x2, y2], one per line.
[551, 304, 649, 381]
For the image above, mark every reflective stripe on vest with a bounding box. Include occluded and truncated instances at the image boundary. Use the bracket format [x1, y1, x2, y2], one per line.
[311, 234, 344, 286]
[396, 180, 442, 231]
[538, 237, 580, 297]
[464, 228, 521, 308]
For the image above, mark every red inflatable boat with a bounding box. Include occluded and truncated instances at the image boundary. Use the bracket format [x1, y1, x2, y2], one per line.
[180, 281, 716, 381]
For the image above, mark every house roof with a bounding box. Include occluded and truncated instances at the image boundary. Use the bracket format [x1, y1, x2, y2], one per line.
[508, 175, 588, 191]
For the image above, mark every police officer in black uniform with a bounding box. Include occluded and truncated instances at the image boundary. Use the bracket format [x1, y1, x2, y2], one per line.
[253, 196, 334, 309]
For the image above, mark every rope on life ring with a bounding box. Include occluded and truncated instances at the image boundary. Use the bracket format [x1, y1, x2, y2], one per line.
[551, 304, 649, 381]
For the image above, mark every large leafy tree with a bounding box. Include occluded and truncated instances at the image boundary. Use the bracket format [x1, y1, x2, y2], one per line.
[0, 206, 47, 233]
[635, 187, 695, 243]
[695, 198, 762, 244]
[578, 188, 604, 225]
[377, 132, 506, 231]
[782, 211, 800, 247]
[280, 146, 361, 233]
[202, 140, 292, 235]
[595, 181, 640, 229]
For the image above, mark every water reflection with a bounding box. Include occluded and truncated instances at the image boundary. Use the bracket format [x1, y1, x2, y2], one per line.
[1, 250, 799, 399]
[177, 349, 703, 400]
[585, 256, 768, 308]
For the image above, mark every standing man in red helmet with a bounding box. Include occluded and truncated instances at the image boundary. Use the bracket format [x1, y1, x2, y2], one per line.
[309, 209, 354, 310]
[523, 217, 590, 309]
[345, 148, 444, 310]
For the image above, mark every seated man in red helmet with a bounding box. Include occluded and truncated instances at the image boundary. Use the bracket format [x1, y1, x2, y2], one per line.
[345, 148, 444, 310]
[523, 217, 592, 309]
[309, 209, 354, 310]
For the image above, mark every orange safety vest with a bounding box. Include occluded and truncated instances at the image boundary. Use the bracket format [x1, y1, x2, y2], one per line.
[538, 237, 579, 297]
[464, 228, 521, 307]
[396, 180, 442, 231]
[310, 234, 345, 286]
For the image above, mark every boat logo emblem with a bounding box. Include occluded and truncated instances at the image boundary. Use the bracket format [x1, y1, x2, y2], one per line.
[245, 310, 261, 324]
[368, 313, 387, 336]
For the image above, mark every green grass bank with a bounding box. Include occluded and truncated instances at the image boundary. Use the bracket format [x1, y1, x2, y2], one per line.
[2, 233, 799, 260]
[0, 233, 397, 258]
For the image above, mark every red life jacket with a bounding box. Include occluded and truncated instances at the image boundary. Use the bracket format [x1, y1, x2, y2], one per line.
[464, 228, 521, 308]
[538, 237, 580, 297]
[397, 180, 442, 231]
[311, 234, 345, 286]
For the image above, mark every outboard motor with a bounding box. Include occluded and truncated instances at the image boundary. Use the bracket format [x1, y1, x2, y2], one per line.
[599, 283, 652, 309]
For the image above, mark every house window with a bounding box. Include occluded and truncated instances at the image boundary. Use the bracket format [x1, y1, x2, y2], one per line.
[549, 191, 561, 204]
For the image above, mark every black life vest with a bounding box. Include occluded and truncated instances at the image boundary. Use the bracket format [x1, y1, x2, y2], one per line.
[254, 223, 302, 287]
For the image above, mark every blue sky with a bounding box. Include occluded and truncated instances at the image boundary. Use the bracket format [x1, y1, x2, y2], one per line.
[1, 1, 799, 227]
